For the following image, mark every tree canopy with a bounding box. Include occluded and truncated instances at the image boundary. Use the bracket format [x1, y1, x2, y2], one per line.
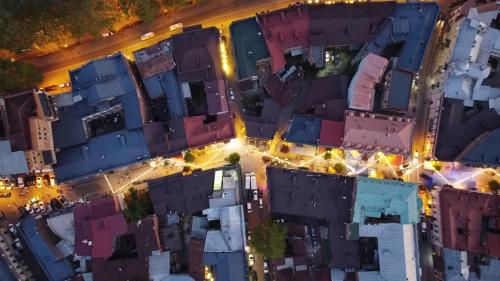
[183, 151, 195, 163]
[249, 219, 287, 259]
[227, 152, 241, 164]
[124, 187, 153, 222]
[488, 179, 500, 192]
[0, 59, 43, 93]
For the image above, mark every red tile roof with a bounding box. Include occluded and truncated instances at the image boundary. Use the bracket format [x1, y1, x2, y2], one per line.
[347, 53, 388, 111]
[319, 120, 344, 147]
[183, 112, 235, 148]
[264, 66, 304, 106]
[342, 110, 415, 154]
[438, 187, 500, 258]
[74, 196, 127, 258]
[257, 4, 310, 72]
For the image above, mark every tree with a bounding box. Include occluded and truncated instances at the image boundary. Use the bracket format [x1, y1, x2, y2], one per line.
[227, 152, 241, 164]
[183, 151, 195, 163]
[250, 219, 287, 259]
[433, 163, 442, 171]
[0, 59, 43, 93]
[134, 0, 160, 23]
[488, 179, 500, 192]
[279, 144, 290, 154]
[333, 163, 345, 174]
[59, 0, 119, 38]
[123, 187, 153, 222]
[323, 151, 331, 160]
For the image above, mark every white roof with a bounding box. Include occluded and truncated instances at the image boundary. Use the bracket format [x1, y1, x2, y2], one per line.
[358, 224, 419, 281]
[203, 205, 245, 253]
[46, 212, 75, 245]
[444, 248, 500, 281]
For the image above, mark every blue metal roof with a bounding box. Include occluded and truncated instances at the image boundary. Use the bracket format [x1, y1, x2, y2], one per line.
[53, 53, 150, 183]
[285, 115, 322, 145]
[0, 140, 29, 176]
[203, 251, 246, 281]
[353, 177, 421, 224]
[144, 71, 186, 120]
[17, 217, 75, 281]
[230, 17, 270, 80]
[460, 127, 500, 167]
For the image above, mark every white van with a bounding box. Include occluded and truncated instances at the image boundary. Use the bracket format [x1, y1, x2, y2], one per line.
[245, 173, 251, 190]
[169, 22, 183, 31]
[250, 172, 257, 190]
[246, 202, 252, 213]
[140, 32, 155, 41]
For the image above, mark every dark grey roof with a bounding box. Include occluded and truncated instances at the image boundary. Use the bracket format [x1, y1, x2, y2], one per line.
[458, 127, 500, 167]
[203, 251, 246, 281]
[385, 69, 413, 112]
[244, 98, 280, 140]
[147, 170, 215, 215]
[143, 119, 188, 158]
[267, 166, 359, 268]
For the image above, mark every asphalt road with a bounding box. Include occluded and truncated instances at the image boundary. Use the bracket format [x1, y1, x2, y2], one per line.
[31, 0, 296, 87]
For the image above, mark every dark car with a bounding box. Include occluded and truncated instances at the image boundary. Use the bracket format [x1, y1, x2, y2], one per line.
[0, 192, 11, 198]
[57, 195, 69, 205]
[44, 85, 59, 92]
[50, 198, 63, 210]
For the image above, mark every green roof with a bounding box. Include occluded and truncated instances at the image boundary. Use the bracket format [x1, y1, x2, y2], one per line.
[353, 177, 421, 224]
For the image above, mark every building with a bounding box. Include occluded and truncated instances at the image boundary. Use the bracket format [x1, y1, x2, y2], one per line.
[73, 196, 127, 259]
[52, 52, 150, 183]
[437, 248, 500, 281]
[353, 177, 421, 224]
[149, 250, 195, 281]
[433, 4, 500, 167]
[263, 65, 304, 106]
[347, 53, 389, 112]
[0, 89, 57, 174]
[285, 115, 322, 146]
[431, 187, 500, 258]
[342, 110, 415, 155]
[244, 98, 281, 140]
[0, 140, 29, 176]
[17, 216, 76, 281]
[267, 166, 359, 269]
[355, 223, 420, 281]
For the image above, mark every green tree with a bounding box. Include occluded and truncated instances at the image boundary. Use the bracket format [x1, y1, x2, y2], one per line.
[227, 152, 241, 164]
[333, 163, 345, 174]
[134, 0, 160, 23]
[0, 59, 43, 93]
[123, 188, 153, 222]
[323, 151, 331, 160]
[59, 0, 118, 38]
[433, 163, 442, 171]
[183, 151, 195, 163]
[250, 219, 287, 259]
[488, 179, 500, 192]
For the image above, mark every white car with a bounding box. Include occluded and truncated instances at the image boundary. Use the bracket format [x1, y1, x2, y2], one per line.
[30, 196, 40, 204]
[140, 32, 155, 40]
[228, 89, 235, 100]
[24, 204, 34, 214]
[32, 203, 40, 213]
[246, 202, 252, 213]
[169, 22, 183, 31]
[259, 198, 263, 209]
[245, 173, 251, 190]
[8, 224, 16, 235]
[101, 32, 114, 37]
[39, 201, 46, 212]
[263, 261, 269, 274]
[13, 238, 22, 250]
[248, 253, 255, 266]
[253, 190, 258, 201]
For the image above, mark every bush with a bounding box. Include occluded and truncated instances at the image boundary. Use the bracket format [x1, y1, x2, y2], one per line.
[333, 163, 345, 174]
[488, 179, 500, 192]
[183, 151, 195, 163]
[280, 144, 290, 153]
[123, 188, 153, 222]
[323, 151, 331, 160]
[0, 59, 43, 93]
[250, 219, 287, 259]
[227, 152, 241, 164]
[262, 156, 271, 163]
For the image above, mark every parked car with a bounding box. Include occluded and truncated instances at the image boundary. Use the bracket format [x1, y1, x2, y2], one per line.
[250, 172, 257, 190]
[8, 224, 16, 235]
[252, 190, 258, 201]
[30, 196, 40, 204]
[245, 173, 251, 190]
[39, 201, 46, 212]
[32, 203, 40, 213]
[0, 192, 11, 198]
[101, 32, 114, 37]
[228, 89, 235, 100]
[17, 177, 24, 188]
[248, 253, 255, 266]
[50, 198, 63, 210]
[169, 22, 183, 31]
[58, 82, 71, 88]
[140, 31, 155, 40]
[263, 260, 269, 274]
[246, 202, 252, 213]
[57, 195, 69, 205]
[36, 176, 43, 188]
[4, 179, 12, 190]
[258, 198, 263, 209]
[24, 204, 33, 214]
[247, 231, 251, 241]
[44, 85, 59, 92]
[13, 238, 22, 250]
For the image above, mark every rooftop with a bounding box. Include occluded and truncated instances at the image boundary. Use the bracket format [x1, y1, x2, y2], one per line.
[203, 251, 247, 281]
[52, 52, 150, 182]
[353, 177, 420, 224]
[0, 140, 29, 176]
[73, 196, 127, 258]
[134, 39, 176, 79]
[285, 115, 322, 145]
[244, 98, 280, 140]
[343, 110, 415, 155]
[443, 248, 500, 281]
[267, 166, 359, 268]
[183, 112, 235, 148]
[299, 74, 348, 121]
[203, 205, 246, 253]
[1, 90, 37, 151]
[17, 216, 75, 281]
[437, 187, 500, 258]
[318, 120, 344, 148]
[357, 223, 419, 281]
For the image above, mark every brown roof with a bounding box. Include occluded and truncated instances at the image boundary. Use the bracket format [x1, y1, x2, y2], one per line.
[300, 75, 349, 117]
[438, 187, 500, 258]
[188, 238, 205, 281]
[264, 66, 304, 106]
[3, 90, 37, 151]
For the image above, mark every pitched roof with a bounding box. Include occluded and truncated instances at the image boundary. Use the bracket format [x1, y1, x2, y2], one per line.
[2, 90, 37, 151]
[203, 251, 247, 281]
[300, 75, 349, 120]
[257, 4, 310, 72]
[437, 187, 500, 258]
[183, 112, 235, 148]
[244, 98, 280, 140]
[73, 196, 127, 258]
[353, 177, 420, 224]
[318, 120, 344, 148]
[343, 110, 415, 155]
[285, 115, 322, 145]
[348, 53, 388, 112]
